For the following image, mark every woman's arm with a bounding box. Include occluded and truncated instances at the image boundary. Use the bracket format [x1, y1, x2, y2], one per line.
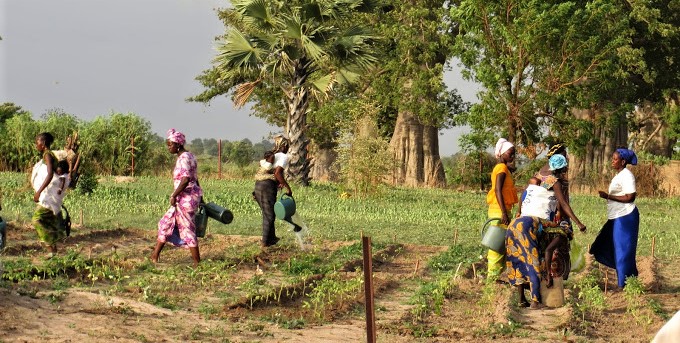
[553, 182, 586, 231]
[494, 172, 509, 225]
[274, 166, 292, 196]
[33, 153, 55, 202]
[170, 176, 189, 206]
[598, 191, 636, 203]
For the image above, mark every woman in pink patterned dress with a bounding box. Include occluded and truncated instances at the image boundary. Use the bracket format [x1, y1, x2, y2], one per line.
[151, 129, 203, 267]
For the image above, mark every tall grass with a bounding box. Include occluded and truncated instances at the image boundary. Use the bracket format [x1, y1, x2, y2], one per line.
[1, 172, 678, 258]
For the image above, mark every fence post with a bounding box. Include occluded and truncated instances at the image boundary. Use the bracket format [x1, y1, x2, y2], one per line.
[130, 136, 135, 177]
[362, 236, 376, 343]
[218, 139, 222, 179]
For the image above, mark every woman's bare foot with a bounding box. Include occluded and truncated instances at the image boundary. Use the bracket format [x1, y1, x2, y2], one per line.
[150, 242, 165, 264]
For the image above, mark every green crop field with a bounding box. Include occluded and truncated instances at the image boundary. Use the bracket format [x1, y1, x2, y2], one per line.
[2, 171, 678, 258]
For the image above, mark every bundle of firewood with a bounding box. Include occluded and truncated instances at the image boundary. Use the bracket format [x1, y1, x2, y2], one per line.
[53, 132, 81, 188]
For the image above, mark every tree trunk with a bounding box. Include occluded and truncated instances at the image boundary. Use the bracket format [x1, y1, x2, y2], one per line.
[571, 107, 627, 192]
[389, 109, 446, 187]
[309, 147, 338, 182]
[285, 59, 311, 186]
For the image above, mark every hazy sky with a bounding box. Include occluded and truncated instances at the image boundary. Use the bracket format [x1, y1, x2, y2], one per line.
[0, 0, 480, 156]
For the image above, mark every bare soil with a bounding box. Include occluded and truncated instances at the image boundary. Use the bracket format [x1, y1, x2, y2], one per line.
[1, 224, 676, 342]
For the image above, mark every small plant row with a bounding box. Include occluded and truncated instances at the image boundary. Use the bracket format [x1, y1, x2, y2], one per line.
[227, 243, 401, 313]
[1, 249, 128, 285]
[407, 245, 484, 324]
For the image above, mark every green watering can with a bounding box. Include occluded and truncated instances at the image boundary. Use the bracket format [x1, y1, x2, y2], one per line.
[274, 194, 296, 221]
[204, 202, 233, 224]
[481, 218, 506, 254]
[194, 204, 209, 238]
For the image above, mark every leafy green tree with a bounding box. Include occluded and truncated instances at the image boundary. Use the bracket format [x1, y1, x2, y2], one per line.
[192, 0, 379, 185]
[451, 0, 638, 151]
[203, 138, 219, 157]
[78, 113, 157, 175]
[0, 113, 39, 171]
[227, 139, 255, 167]
[188, 138, 205, 156]
[0, 102, 28, 125]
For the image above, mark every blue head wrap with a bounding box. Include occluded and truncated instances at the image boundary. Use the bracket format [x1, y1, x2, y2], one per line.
[616, 148, 638, 165]
[549, 154, 568, 171]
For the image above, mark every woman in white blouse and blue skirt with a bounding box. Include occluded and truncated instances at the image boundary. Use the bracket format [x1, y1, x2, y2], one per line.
[590, 148, 639, 288]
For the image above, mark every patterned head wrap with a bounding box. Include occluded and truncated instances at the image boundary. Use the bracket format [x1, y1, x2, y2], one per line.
[616, 148, 638, 165]
[547, 143, 566, 158]
[549, 154, 568, 171]
[273, 134, 290, 152]
[166, 129, 186, 145]
[494, 138, 514, 159]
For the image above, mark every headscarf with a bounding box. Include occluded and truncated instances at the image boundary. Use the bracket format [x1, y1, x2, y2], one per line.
[616, 148, 638, 165]
[549, 154, 568, 171]
[547, 143, 566, 158]
[166, 129, 186, 145]
[273, 134, 290, 152]
[494, 138, 514, 159]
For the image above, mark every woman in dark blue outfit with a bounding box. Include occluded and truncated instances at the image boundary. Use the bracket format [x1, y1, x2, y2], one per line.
[253, 135, 293, 248]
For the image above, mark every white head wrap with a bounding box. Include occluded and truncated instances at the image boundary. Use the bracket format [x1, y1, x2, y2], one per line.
[494, 138, 514, 159]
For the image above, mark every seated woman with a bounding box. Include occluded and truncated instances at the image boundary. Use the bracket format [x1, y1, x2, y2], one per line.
[506, 154, 575, 309]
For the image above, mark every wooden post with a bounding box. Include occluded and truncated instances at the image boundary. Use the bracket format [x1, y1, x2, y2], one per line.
[413, 260, 420, 277]
[651, 236, 656, 259]
[362, 236, 376, 343]
[453, 229, 459, 245]
[218, 139, 222, 179]
[130, 136, 135, 177]
[79, 208, 84, 227]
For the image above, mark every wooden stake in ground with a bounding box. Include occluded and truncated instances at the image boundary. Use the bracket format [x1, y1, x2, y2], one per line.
[79, 208, 84, 227]
[218, 139, 222, 179]
[130, 136, 135, 177]
[413, 260, 420, 277]
[362, 236, 376, 343]
[453, 229, 459, 245]
[651, 236, 656, 259]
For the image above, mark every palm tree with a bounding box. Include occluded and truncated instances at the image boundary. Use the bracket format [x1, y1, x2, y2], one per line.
[194, 0, 378, 185]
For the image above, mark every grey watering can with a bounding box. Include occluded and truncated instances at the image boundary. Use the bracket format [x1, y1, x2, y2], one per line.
[481, 218, 507, 254]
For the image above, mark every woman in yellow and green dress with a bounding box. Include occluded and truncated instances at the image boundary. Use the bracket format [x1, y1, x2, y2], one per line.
[31, 132, 66, 256]
[486, 138, 518, 279]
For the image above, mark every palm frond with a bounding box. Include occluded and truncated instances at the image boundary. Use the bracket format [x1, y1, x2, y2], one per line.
[283, 16, 303, 39]
[335, 67, 362, 84]
[214, 29, 262, 70]
[301, 35, 326, 61]
[310, 72, 336, 95]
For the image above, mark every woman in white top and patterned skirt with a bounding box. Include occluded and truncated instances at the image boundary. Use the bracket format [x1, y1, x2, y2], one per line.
[590, 148, 639, 288]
